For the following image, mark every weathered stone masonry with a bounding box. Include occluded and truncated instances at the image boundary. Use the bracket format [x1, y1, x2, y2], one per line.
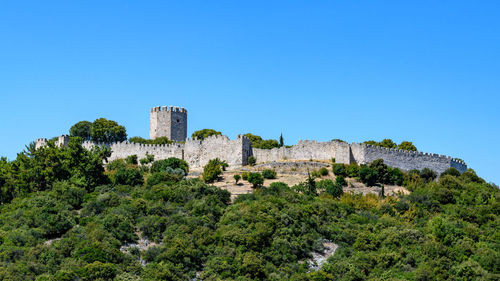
[36, 106, 467, 173]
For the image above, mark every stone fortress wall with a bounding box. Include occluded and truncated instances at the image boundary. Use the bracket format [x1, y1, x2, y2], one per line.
[254, 140, 467, 174]
[35, 105, 467, 173]
[81, 134, 252, 169]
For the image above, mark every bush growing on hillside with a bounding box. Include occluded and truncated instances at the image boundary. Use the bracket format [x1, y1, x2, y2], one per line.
[247, 156, 256, 166]
[150, 157, 189, 175]
[369, 159, 389, 183]
[333, 164, 347, 177]
[139, 153, 155, 165]
[202, 159, 223, 183]
[248, 172, 264, 188]
[318, 179, 343, 198]
[440, 167, 461, 178]
[113, 168, 143, 186]
[359, 165, 378, 186]
[388, 167, 405, 185]
[241, 172, 249, 180]
[420, 168, 437, 182]
[335, 175, 347, 187]
[261, 169, 277, 179]
[107, 159, 126, 171]
[319, 167, 329, 176]
[147, 171, 182, 187]
[233, 174, 241, 184]
[125, 154, 138, 165]
[346, 164, 360, 178]
[310, 169, 321, 178]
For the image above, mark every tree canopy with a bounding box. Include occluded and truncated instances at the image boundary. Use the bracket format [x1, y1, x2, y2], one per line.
[70, 118, 127, 143]
[191, 129, 222, 140]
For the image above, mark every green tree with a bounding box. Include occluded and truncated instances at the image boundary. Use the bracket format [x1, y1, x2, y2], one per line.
[279, 133, 284, 147]
[150, 157, 189, 175]
[398, 141, 417, 151]
[359, 165, 378, 186]
[91, 118, 127, 143]
[379, 138, 397, 149]
[203, 158, 223, 183]
[191, 129, 222, 140]
[248, 172, 264, 188]
[243, 133, 280, 149]
[234, 174, 241, 184]
[113, 168, 143, 186]
[69, 121, 92, 141]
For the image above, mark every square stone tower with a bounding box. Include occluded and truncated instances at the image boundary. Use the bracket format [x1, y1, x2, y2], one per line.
[150, 106, 187, 142]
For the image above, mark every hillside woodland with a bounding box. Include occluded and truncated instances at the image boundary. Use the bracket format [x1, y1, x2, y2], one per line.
[0, 136, 498, 280]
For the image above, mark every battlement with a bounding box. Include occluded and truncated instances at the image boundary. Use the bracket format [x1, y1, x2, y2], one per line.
[150, 106, 187, 114]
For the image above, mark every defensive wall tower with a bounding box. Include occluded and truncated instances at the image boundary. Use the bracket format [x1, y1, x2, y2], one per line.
[150, 106, 187, 142]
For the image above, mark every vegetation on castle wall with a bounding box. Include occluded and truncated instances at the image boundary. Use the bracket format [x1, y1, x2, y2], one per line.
[129, 136, 173, 145]
[0, 141, 498, 280]
[364, 139, 418, 151]
[191, 129, 222, 140]
[244, 133, 281, 149]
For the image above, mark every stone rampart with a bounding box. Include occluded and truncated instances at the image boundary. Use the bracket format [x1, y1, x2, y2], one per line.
[82, 135, 251, 169]
[252, 140, 467, 175]
[252, 140, 351, 163]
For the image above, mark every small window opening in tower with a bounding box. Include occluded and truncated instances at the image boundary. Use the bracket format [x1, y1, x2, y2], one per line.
[176, 119, 180, 123]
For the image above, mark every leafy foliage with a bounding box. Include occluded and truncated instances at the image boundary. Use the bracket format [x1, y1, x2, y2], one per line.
[69, 121, 92, 141]
[0, 140, 498, 280]
[248, 172, 264, 188]
[191, 129, 222, 140]
[261, 169, 277, 179]
[129, 136, 173, 145]
[89, 118, 127, 143]
[150, 158, 189, 175]
[244, 133, 280, 149]
[202, 158, 223, 183]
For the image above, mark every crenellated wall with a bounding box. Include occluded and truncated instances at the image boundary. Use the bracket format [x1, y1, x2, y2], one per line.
[81, 134, 251, 169]
[40, 135, 467, 174]
[251, 140, 467, 174]
[252, 140, 351, 163]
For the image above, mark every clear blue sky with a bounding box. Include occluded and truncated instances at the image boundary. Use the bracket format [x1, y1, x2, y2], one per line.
[1, 1, 499, 184]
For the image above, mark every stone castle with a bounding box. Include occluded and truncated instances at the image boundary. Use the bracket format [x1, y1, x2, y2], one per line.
[36, 106, 467, 174]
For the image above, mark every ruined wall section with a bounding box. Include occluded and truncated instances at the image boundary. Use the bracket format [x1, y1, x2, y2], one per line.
[184, 135, 250, 168]
[252, 140, 351, 164]
[81, 135, 250, 169]
[361, 144, 467, 174]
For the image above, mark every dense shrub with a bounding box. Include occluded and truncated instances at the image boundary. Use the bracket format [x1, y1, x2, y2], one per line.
[202, 159, 223, 183]
[233, 174, 241, 184]
[150, 157, 189, 175]
[319, 167, 329, 176]
[125, 154, 138, 165]
[248, 172, 264, 188]
[335, 175, 347, 187]
[388, 167, 405, 185]
[241, 172, 249, 180]
[147, 171, 183, 187]
[420, 168, 437, 182]
[333, 164, 347, 177]
[261, 169, 277, 179]
[107, 159, 126, 171]
[346, 164, 360, 177]
[113, 168, 143, 186]
[139, 153, 155, 165]
[369, 159, 389, 184]
[398, 141, 417, 151]
[318, 179, 343, 198]
[441, 167, 461, 178]
[359, 165, 378, 186]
